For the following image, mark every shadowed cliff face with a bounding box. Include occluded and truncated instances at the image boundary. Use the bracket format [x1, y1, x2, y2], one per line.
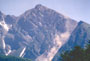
[0, 4, 77, 61]
[53, 21, 90, 61]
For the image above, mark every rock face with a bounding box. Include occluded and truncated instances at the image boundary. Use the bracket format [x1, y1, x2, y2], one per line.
[0, 12, 16, 55]
[53, 21, 90, 61]
[0, 4, 77, 61]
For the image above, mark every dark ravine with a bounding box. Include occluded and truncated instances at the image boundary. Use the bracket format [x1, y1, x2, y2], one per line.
[1, 4, 90, 61]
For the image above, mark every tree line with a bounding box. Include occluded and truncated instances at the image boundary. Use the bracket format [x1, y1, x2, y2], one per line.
[61, 42, 90, 61]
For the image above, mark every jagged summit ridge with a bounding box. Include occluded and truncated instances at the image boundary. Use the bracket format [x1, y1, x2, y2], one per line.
[23, 4, 51, 17]
[35, 4, 44, 9]
[78, 21, 89, 26]
[78, 21, 86, 25]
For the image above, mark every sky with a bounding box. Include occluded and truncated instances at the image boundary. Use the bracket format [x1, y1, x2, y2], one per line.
[0, 0, 90, 24]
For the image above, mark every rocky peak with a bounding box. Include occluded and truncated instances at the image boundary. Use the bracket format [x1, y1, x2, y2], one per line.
[77, 21, 90, 29]
[35, 4, 46, 10]
[0, 4, 78, 61]
[78, 21, 85, 25]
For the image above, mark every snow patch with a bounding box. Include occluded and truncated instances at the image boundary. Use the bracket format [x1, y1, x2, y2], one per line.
[47, 32, 70, 61]
[0, 21, 10, 32]
[0, 16, 12, 50]
[39, 22, 42, 26]
[36, 32, 70, 61]
[9, 47, 26, 57]
[0, 39, 6, 49]
[6, 50, 11, 56]
[19, 47, 26, 57]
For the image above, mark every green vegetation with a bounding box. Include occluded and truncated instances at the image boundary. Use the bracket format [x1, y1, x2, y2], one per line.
[61, 44, 90, 61]
[0, 55, 31, 61]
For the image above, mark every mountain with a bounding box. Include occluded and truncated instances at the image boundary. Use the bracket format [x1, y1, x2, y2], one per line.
[0, 4, 77, 61]
[53, 21, 90, 61]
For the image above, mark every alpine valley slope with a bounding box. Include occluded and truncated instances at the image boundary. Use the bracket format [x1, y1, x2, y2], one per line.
[53, 21, 90, 61]
[0, 4, 77, 61]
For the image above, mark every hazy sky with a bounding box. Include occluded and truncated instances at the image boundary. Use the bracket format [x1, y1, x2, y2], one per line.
[0, 0, 90, 23]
